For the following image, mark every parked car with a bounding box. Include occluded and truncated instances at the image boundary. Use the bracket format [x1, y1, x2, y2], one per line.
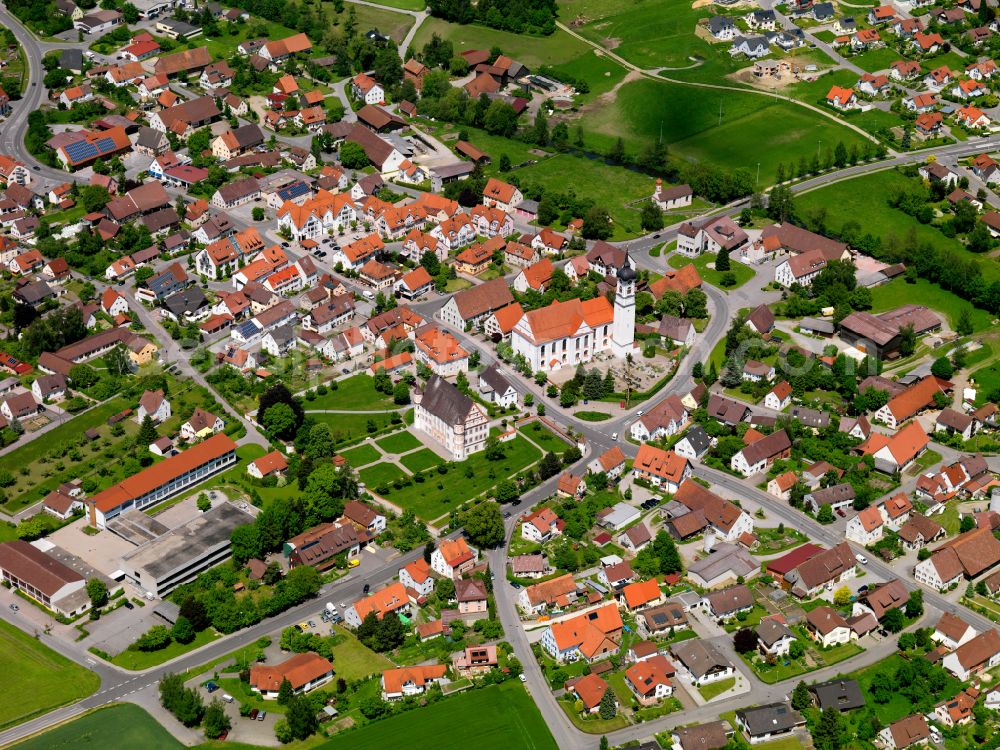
[249, 709, 259, 720]
[363, 583, 370, 594]
[8, 603, 18, 612]
[122, 600, 134, 610]
[257, 710, 266, 721]
[855, 553, 868, 565]
[519, 674, 527, 683]
[205, 681, 218, 693]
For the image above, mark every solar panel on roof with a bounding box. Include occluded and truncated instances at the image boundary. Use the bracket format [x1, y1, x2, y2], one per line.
[64, 141, 99, 163]
[95, 137, 118, 153]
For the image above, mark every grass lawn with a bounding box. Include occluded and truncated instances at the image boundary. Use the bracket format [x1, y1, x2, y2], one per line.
[399, 448, 443, 473]
[869, 277, 993, 332]
[509, 154, 662, 240]
[359, 462, 409, 487]
[582, 77, 869, 186]
[109, 628, 220, 670]
[972, 359, 1000, 400]
[559, 700, 630, 733]
[920, 51, 968, 72]
[9, 704, 182, 750]
[668, 252, 755, 289]
[850, 47, 906, 72]
[383, 435, 540, 520]
[310, 412, 404, 443]
[0, 619, 100, 730]
[329, 626, 394, 681]
[307, 375, 396, 411]
[375, 430, 422, 454]
[698, 676, 735, 701]
[335, 2, 414, 42]
[340, 443, 382, 467]
[575, 410, 612, 421]
[797, 170, 1000, 286]
[521, 422, 571, 454]
[325, 681, 557, 749]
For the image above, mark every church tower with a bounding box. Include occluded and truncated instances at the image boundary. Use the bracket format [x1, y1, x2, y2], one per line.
[611, 257, 636, 358]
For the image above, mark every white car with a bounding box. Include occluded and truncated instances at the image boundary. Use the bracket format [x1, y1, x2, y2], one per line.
[519, 674, 527, 683]
[611, 432, 619, 441]
[855, 553, 868, 565]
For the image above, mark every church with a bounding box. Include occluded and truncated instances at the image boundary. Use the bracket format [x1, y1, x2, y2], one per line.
[510, 263, 636, 371]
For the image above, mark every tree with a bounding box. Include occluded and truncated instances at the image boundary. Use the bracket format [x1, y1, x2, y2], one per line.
[104, 345, 132, 377]
[538, 451, 561, 480]
[813, 707, 846, 750]
[905, 588, 923, 618]
[423, 541, 434, 564]
[230, 524, 262, 566]
[817, 504, 834, 524]
[899, 324, 916, 357]
[931, 356, 954, 379]
[869, 671, 893, 703]
[435, 576, 456, 601]
[833, 586, 851, 607]
[883, 607, 905, 633]
[484, 435, 505, 461]
[393, 381, 410, 405]
[252, 207, 265, 221]
[960, 514, 976, 533]
[262, 402, 298, 440]
[640, 201, 663, 231]
[179, 596, 209, 631]
[339, 141, 369, 169]
[715, 247, 731, 272]
[957, 307, 974, 337]
[791, 680, 811, 710]
[583, 368, 604, 400]
[969, 221, 994, 253]
[599, 738, 610, 750]
[285, 694, 319, 740]
[277, 677, 294, 705]
[462, 503, 504, 548]
[494, 479, 519, 503]
[203, 699, 231, 739]
[598, 688, 617, 720]
[172, 615, 195, 644]
[581, 206, 613, 240]
[86, 578, 108, 608]
[733, 627, 758, 654]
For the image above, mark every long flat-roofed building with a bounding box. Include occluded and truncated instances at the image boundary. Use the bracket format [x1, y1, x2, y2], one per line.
[87, 433, 238, 527]
[120, 502, 253, 597]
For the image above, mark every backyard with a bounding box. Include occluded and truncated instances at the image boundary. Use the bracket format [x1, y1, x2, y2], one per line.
[0, 619, 100, 730]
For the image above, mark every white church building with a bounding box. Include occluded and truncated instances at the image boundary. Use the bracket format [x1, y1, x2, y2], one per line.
[511, 264, 637, 371]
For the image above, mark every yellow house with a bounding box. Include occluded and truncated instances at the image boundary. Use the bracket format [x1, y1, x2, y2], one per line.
[127, 337, 158, 366]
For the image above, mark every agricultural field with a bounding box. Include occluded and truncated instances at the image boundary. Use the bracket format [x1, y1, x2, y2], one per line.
[581, 77, 870, 184]
[0, 620, 100, 730]
[323, 682, 557, 750]
[10, 705, 183, 750]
